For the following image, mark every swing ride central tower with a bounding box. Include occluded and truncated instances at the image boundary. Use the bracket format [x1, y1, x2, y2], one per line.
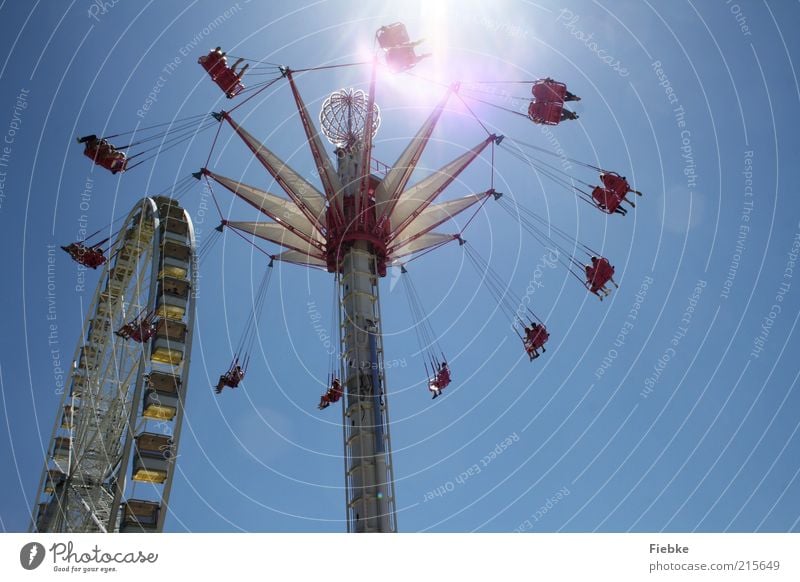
[334, 130, 397, 532]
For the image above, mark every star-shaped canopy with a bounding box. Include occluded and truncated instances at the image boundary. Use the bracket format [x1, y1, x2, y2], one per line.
[203, 69, 498, 271]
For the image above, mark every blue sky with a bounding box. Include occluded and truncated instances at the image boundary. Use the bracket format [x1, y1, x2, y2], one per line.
[1, 0, 799, 532]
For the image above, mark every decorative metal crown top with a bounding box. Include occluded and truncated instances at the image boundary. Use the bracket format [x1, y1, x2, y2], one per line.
[320, 88, 380, 148]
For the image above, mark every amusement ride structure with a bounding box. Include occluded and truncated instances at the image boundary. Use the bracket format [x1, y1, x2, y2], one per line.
[33, 194, 196, 532]
[33, 23, 642, 533]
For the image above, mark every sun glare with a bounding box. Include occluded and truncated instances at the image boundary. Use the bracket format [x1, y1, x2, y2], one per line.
[419, 1, 450, 83]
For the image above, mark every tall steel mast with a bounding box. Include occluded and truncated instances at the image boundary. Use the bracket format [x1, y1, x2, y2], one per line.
[332, 91, 397, 529]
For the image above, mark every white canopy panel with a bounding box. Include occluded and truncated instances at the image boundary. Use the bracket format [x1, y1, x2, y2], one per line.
[375, 89, 452, 216]
[227, 221, 325, 258]
[206, 171, 323, 244]
[274, 249, 327, 268]
[388, 232, 456, 260]
[389, 138, 491, 233]
[287, 73, 343, 211]
[226, 115, 327, 229]
[390, 192, 487, 247]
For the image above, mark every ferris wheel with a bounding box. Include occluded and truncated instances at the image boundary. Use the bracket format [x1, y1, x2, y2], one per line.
[31, 195, 196, 533]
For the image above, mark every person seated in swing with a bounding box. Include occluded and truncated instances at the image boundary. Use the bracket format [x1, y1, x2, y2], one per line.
[600, 171, 642, 198]
[77, 134, 101, 151]
[328, 378, 343, 402]
[595, 181, 636, 214]
[61, 242, 107, 269]
[214, 359, 244, 394]
[591, 186, 629, 216]
[585, 256, 618, 300]
[217, 66, 245, 98]
[528, 100, 578, 125]
[435, 362, 451, 390]
[198, 47, 244, 97]
[198, 47, 227, 79]
[428, 362, 451, 399]
[531, 78, 581, 103]
[78, 134, 128, 174]
[128, 316, 158, 343]
[524, 323, 549, 360]
[318, 392, 331, 410]
[318, 377, 343, 410]
[585, 263, 608, 300]
[231, 364, 244, 384]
